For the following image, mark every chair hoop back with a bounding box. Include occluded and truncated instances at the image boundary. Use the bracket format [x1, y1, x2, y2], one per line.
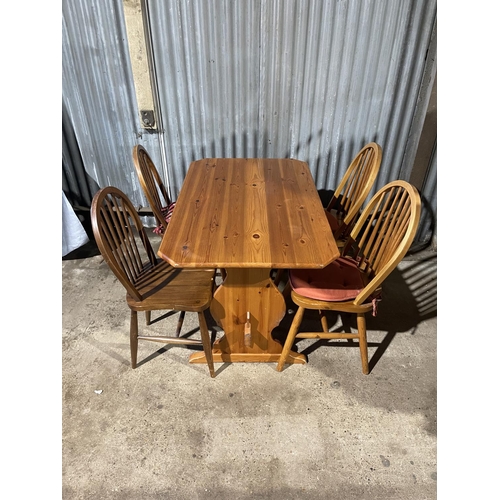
[345, 180, 421, 305]
[91, 186, 157, 301]
[132, 145, 172, 229]
[327, 142, 382, 228]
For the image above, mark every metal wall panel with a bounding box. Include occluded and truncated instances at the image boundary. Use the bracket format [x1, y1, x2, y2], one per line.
[148, 0, 437, 199]
[62, 0, 161, 213]
[62, 0, 437, 241]
[147, 0, 263, 193]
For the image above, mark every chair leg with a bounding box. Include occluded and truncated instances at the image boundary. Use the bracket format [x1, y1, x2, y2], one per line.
[214, 269, 227, 292]
[277, 305, 305, 372]
[282, 279, 292, 300]
[175, 310, 186, 337]
[145, 311, 151, 325]
[198, 311, 216, 378]
[357, 313, 369, 374]
[319, 310, 329, 332]
[130, 310, 139, 369]
[273, 269, 284, 286]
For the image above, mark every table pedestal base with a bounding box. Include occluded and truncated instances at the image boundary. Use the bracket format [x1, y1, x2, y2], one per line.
[191, 268, 306, 365]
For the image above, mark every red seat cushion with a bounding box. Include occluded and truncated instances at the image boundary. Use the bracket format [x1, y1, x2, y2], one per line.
[289, 257, 365, 302]
[161, 202, 176, 224]
[153, 202, 177, 234]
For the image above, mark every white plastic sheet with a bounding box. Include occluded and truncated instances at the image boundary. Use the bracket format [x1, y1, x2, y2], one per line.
[62, 191, 89, 256]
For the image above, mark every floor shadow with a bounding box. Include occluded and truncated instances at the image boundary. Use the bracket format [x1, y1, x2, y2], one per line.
[62, 238, 101, 260]
[136, 321, 231, 377]
[135, 326, 206, 368]
[271, 253, 437, 373]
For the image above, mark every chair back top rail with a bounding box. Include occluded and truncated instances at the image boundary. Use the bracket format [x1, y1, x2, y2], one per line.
[344, 180, 421, 305]
[326, 142, 382, 231]
[133, 145, 172, 229]
[91, 186, 157, 301]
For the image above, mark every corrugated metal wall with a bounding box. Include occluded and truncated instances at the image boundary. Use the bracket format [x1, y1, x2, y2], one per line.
[147, 0, 436, 196]
[62, 0, 437, 244]
[62, 0, 162, 214]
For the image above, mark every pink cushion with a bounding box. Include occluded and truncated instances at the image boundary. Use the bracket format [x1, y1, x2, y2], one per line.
[324, 209, 340, 232]
[153, 202, 176, 234]
[289, 257, 365, 302]
[161, 202, 176, 224]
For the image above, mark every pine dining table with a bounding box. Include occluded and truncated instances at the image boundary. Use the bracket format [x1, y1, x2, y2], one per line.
[157, 157, 340, 365]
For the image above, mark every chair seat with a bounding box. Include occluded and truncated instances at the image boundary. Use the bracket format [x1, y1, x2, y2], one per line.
[127, 260, 215, 312]
[278, 179, 420, 376]
[289, 257, 365, 302]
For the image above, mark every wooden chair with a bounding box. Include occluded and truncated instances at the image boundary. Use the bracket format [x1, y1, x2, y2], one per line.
[273, 142, 382, 288]
[325, 142, 382, 247]
[132, 145, 176, 235]
[277, 180, 421, 375]
[91, 186, 216, 378]
[133, 145, 228, 283]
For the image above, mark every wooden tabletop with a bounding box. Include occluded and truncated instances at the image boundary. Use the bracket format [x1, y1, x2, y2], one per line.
[158, 158, 339, 268]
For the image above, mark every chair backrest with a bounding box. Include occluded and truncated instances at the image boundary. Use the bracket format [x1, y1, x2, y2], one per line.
[343, 180, 421, 306]
[132, 145, 172, 230]
[91, 186, 157, 301]
[326, 142, 382, 236]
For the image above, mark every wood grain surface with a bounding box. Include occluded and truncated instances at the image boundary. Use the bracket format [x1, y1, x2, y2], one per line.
[158, 158, 338, 269]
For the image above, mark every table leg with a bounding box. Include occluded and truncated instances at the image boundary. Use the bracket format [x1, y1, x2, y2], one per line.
[189, 268, 306, 364]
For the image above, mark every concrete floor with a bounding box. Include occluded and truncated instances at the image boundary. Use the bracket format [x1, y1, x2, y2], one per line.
[62, 229, 437, 500]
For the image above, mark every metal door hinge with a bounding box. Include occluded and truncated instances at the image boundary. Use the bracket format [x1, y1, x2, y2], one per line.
[141, 110, 155, 129]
